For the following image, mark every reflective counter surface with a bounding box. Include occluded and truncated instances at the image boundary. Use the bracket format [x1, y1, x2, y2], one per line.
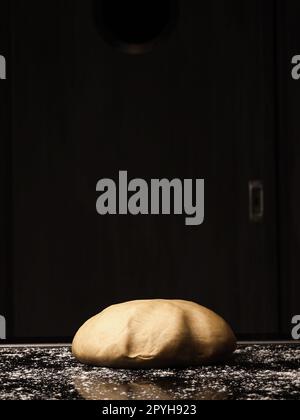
[0, 344, 299, 400]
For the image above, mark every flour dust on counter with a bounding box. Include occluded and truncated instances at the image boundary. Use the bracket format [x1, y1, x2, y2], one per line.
[0, 345, 299, 400]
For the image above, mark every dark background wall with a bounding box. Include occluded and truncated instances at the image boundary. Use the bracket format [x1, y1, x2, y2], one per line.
[0, 0, 12, 337]
[276, 0, 300, 336]
[0, 0, 299, 341]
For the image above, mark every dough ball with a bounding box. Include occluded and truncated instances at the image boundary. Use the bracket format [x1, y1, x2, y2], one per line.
[72, 300, 236, 368]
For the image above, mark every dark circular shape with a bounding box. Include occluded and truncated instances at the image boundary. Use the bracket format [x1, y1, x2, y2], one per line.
[94, 0, 177, 54]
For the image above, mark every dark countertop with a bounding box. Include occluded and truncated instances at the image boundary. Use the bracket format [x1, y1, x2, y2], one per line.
[0, 344, 299, 400]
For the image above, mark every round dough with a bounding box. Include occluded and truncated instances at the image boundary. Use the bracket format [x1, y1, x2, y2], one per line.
[72, 300, 236, 368]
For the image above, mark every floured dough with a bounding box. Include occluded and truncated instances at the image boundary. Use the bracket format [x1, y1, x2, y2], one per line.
[72, 300, 236, 368]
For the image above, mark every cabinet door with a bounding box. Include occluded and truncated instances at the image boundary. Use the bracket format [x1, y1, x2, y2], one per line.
[8, 0, 278, 339]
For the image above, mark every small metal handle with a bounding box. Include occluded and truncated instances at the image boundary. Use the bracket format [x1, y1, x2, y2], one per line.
[249, 181, 264, 223]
